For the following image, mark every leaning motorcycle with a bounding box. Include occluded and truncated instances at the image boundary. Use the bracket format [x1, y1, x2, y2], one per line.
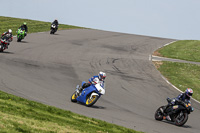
[0, 35, 11, 52]
[155, 98, 194, 126]
[17, 28, 25, 42]
[50, 24, 57, 34]
[71, 81, 105, 107]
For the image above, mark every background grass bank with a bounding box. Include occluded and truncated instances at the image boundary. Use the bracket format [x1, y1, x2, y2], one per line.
[154, 40, 200, 62]
[0, 16, 84, 36]
[153, 61, 200, 102]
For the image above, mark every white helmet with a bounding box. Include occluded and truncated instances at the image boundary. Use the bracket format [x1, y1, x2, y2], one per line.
[98, 71, 106, 81]
[185, 88, 193, 97]
[8, 29, 12, 33]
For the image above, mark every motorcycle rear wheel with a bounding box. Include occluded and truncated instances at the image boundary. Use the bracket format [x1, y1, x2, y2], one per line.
[155, 106, 165, 121]
[71, 92, 78, 102]
[85, 95, 99, 107]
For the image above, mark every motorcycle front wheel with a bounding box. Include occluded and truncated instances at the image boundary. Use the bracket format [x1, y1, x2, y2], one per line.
[0, 44, 4, 52]
[17, 38, 21, 42]
[85, 94, 99, 107]
[174, 111, 188, 126]
[71, 92, 78, 102]
[50, 30, 55, 34]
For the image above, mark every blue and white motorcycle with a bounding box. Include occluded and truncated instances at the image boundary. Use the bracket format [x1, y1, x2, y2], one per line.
[71, 81, 105, 107]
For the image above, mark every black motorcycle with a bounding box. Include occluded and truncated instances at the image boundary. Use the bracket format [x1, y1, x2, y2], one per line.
[155, 98, 193, 126]
[50, 24, 57, 34]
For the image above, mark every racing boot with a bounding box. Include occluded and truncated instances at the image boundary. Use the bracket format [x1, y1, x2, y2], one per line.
[77, 87, 83, 96]
[166, 115, 171, 121]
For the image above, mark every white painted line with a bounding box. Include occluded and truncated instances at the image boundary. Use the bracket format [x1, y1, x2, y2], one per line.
[149, 55, 151, 61]
[152, 55, 166, 58]
[152, 59, 162, 62]
[163, 41, 176, 47]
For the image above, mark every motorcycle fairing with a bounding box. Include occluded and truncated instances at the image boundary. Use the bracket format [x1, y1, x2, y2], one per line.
[173, 105, 178, 110]
[76, 81, 100, 104]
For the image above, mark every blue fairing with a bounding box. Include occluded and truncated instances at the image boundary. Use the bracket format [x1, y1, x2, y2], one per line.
[76, 81, 101, 104]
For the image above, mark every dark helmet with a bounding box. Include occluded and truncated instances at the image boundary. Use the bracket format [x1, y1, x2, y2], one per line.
[185, 88, 193, 97]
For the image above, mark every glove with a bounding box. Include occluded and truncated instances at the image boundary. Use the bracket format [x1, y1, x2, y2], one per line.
[171, 99, 176, 105]
[91, 81, 95, 84]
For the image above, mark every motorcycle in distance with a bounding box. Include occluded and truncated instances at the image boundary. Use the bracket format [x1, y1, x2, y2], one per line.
[17, 28, 26, 42]
[50, 24, 57, 34]
[71, 81, 105, 107]
[155, 98, 194, 126]
[0, 35, 12, 52]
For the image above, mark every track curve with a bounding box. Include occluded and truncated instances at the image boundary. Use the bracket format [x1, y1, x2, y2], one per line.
[0, 29, 199, 133]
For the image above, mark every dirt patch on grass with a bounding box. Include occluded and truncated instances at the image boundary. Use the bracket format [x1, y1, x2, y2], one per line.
[153, 61, 163, 69]
[153, 49, 162, 56]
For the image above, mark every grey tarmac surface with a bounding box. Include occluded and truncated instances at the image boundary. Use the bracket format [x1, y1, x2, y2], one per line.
[0, 29, 199, 133]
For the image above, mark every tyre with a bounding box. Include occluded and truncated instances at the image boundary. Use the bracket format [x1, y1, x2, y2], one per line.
[71, 92, 78, 102]
[85, 94, 99, 107]
[17, 38, 21, 42]
[17, 35, 22, 42]
[174, 112, 188, 126]
[50, 30, 54, 34]
[0, 44, 4, 52]
[155, 106, 164, 121]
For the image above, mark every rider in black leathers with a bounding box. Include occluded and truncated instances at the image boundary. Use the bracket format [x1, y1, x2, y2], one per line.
[164, 88, 193, 120]
[51, 19, 59, 32]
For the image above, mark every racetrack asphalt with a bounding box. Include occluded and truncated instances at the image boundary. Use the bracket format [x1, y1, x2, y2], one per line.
[0, 29, 199, 133]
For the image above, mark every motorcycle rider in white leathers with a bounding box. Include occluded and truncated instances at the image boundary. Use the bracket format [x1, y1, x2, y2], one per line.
[78, 71, 106, 94]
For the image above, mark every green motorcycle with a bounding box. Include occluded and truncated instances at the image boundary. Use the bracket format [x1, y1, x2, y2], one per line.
[17, 28, 25, 42]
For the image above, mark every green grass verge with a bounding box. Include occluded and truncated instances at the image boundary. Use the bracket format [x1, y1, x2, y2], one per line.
[155, 40, 200, 62]
[154, 61, 200, 101]
[0, 16, 84, 36]
[0, 16, 142, 133]
[0, 90, 142, 133]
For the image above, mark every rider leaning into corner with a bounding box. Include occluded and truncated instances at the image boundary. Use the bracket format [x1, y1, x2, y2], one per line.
[164, 88, 193, 121]
[19, 22, 28, 36]
[1, 29, 13, 48]
[77, 71, 106, 95]
[51, 19, 59, 31]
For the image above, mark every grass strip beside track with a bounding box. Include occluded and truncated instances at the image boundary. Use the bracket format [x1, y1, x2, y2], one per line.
[0, 16, 84, 36]
[0, 90, 142, 133]
[154, 61, 200, 102]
